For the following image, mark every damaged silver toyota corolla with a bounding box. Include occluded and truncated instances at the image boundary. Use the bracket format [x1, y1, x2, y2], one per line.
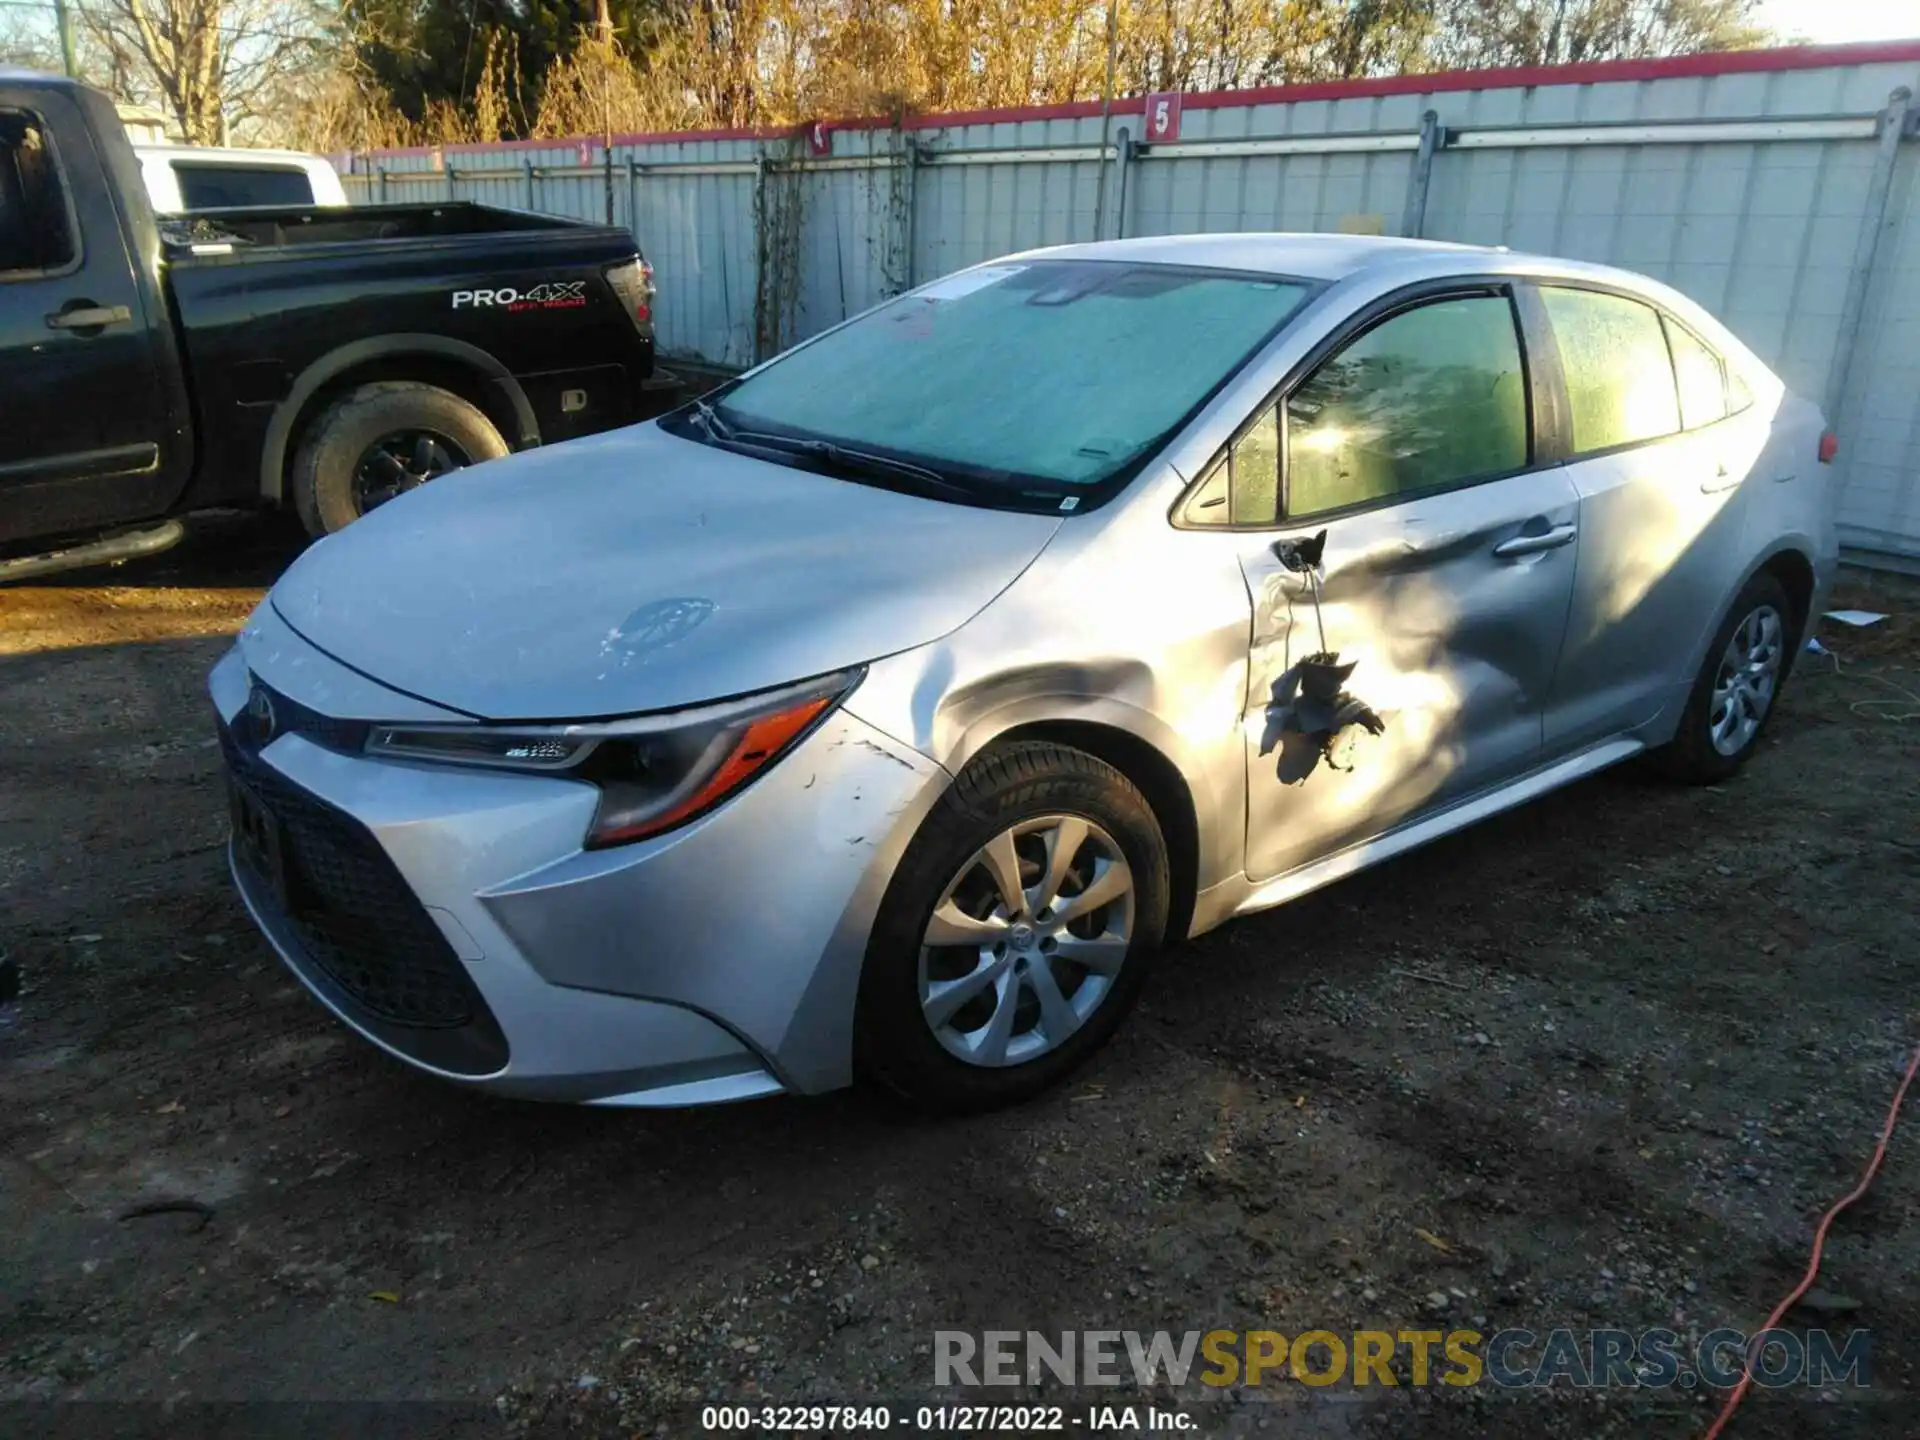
[212, 234, 1838, 1111]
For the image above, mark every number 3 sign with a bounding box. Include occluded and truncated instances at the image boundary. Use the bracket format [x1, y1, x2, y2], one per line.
[1144, 92, 1182, 144]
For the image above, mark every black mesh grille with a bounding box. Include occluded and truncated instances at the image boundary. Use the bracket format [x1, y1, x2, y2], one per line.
[220, 721, 486, 1032]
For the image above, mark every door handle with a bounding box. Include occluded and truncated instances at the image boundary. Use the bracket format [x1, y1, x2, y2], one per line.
[1700, 462, 1741, 494]
[1493, 524, 1577, 559]
[46, 304, 132, 331]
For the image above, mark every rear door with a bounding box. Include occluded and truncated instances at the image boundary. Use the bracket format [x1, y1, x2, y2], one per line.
[1180, 284, 1582, 882]
[1534, 284, 1759, 751]
[0, 88, 179, 544]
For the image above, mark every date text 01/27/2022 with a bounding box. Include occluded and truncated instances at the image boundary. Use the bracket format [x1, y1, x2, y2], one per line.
[698, 1404, 1197, 1431]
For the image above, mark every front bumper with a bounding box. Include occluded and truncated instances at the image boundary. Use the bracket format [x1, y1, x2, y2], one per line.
[210, 635, 947, 1104]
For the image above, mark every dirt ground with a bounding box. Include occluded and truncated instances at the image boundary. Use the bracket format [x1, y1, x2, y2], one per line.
[2, 521, 1917, 1440]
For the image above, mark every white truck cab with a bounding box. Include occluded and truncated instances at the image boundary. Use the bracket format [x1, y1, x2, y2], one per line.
[135, 144, 347, 213]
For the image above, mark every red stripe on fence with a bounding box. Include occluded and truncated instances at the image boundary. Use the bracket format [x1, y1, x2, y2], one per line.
[354, 39, 1920, 161]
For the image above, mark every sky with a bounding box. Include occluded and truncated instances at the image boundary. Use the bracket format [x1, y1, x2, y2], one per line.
[1759, 0, 1920, 44]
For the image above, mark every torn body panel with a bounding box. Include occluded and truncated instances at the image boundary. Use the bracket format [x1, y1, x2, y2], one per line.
[1236, 470, 1580, 882]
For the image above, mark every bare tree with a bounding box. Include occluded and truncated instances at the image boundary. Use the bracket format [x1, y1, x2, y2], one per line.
[81, 0, 330, 144]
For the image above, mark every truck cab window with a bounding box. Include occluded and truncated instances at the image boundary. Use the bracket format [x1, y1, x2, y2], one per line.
[0, 110, 74, 275]
[173, 163, 314, 210]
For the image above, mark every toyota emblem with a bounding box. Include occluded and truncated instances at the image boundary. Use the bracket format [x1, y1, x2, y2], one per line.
[247, 684, 277, 744]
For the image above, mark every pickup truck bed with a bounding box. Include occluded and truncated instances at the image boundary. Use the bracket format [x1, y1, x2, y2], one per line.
[162, 201, 593, 251]
[0, 71, 658, 561]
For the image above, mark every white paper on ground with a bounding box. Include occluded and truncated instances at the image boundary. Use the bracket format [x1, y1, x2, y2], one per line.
[1824, 610, 1890, 627]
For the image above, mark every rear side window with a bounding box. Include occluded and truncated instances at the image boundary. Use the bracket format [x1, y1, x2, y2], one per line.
[0, 109, 76, 275]
[1540, 286, 1679, 454]
[172, 162, 314, 210]
[1284, 294, 1529, 517]
[1665, 317, 1728, 430]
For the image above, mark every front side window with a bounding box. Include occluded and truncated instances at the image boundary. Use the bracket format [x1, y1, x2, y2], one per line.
[173, 163, 315, 210]
[0, 109, 75, 275]
[1665, 317, 1728, 431]
[1285, 294, 1529, 517]
[693, 260, 1316, 507]
[1541, 286, 1680, 455]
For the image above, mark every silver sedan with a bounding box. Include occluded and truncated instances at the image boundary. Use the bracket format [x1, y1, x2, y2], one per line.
[212, 233, 1838, 1110]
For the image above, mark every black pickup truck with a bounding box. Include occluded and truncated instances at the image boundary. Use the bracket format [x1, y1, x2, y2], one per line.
[1, 70, 658, 578]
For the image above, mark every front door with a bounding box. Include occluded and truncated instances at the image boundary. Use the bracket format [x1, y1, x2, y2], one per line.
[0, 90, 178, 545]
[1178, 286, 1580, 882]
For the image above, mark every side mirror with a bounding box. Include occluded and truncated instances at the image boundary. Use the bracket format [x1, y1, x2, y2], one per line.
[1270, 528, 1327, 572]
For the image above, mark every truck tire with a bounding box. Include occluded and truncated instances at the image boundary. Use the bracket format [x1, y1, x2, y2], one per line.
[290, 381, 508, 536]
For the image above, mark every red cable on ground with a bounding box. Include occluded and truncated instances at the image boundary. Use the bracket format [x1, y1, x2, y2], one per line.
[1701, 1035, 1920, 1439]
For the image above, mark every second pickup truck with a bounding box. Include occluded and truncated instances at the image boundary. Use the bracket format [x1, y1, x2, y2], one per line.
[1, 69, 658, 574]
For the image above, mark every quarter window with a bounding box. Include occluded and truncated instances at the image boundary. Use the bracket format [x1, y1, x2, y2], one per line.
[1285, 294, 1529, 517]
[1179, 408, 1281, 526]
[0, 109, 76, 275]
[1540, 286, 1680, 454]
[1230, 407, 1280, 524]
[1665, 317, 1728, 431]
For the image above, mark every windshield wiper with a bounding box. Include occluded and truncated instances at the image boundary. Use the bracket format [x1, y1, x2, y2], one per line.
[764, 437, 976, 496]
[680, 398, 1001, 503]
[686, 397, 737, 441]
[710, 427, 983, 502]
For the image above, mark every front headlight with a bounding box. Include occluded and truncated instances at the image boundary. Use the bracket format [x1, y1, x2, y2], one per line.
[366, 669, 859, 848]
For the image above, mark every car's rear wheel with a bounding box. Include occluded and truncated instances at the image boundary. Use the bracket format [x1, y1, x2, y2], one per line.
[856, 741, 1169, 1112]
[291, 382, 508, 536]
[1652, 569, 1797, 783]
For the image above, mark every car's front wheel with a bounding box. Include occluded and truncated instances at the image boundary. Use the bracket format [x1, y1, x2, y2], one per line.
[856, 741, 1169, 1112]
[1652, 569, 1797, 783]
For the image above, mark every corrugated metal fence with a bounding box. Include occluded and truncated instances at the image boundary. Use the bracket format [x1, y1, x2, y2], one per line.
[345, 43, 1920, 565]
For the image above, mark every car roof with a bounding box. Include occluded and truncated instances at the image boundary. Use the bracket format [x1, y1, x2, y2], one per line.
[1016, 231, 1677, 292]
[1022, 232, 1502, 281]
[1010, 231, 1773, 390]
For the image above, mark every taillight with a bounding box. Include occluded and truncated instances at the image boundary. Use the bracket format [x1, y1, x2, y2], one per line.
[1818, 431, 1839, 464]
[604, 257, 655, 339]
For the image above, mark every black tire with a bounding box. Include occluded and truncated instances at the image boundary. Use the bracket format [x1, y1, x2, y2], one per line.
[855, 741, 1170, 1113]
[289, 381, 508, 537]
[1650, 569, 1799, 784]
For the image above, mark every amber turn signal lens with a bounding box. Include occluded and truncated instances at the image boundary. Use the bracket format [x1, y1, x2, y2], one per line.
[585, 695, 831, 847]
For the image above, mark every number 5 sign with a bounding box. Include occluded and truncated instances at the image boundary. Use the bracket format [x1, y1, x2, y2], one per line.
[1144, 92, 1182, 144]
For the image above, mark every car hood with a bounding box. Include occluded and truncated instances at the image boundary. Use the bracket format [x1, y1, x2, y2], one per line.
[269, 424, 1063, 721]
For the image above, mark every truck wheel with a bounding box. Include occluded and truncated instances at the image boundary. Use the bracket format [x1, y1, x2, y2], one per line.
[291, 382, 508, 536]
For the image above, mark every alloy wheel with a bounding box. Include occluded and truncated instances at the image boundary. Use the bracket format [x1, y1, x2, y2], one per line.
[352, 429, 470, 513]
[918, 814, 1134, 1068]
[1709, 603, 1784, 757]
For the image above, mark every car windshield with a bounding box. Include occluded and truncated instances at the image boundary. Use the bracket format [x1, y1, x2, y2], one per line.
[689, 260, 1316, 504]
